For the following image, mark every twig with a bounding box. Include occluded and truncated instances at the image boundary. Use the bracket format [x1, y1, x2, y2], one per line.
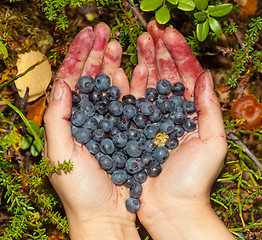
[229, 18, 244, 49]
[226, 130, 262, 172]
[125, 0, 147, 29]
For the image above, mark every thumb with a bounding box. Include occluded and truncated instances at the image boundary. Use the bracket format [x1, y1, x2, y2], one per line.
[44, 79, 74, 163]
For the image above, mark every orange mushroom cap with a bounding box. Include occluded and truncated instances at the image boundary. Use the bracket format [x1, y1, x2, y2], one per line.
[231, 94, 262, 130]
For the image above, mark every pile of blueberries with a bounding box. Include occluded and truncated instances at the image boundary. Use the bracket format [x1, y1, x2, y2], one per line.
[70, 73, 196, 212]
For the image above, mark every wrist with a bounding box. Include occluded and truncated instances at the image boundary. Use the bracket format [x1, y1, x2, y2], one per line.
[67, 210, 140, 240]
[139, 200, 234, 240]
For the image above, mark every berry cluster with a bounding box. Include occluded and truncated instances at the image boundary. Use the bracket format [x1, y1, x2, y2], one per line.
[70, 73, 196, 212]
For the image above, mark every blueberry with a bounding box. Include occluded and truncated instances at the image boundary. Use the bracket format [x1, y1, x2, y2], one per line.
[82, 117, 98, 130]
[81, 100, 95, 117]
[143, 124, 158, 139]
[116, 116, 130, 131]
[85, 139, 100, 154]
[89, 88, 102, 102]
[170, 125, 184, 138]
[112, 151, 127, 169]
[183, 101, 195, 114]
[156, 79, 172, 95]
[77, 75, 94, 93]
[171, 82, 185, 96]
[92, 129, 105, 142]
[126, 197, 140, 212]
[125, 158, 143, 174]
[170, 107, 187, 125]
[166, 135, 179, 149]
[134, 170, 148, 183]
[105, 113, 118, 126]
[147, 161, 162, 177]
[95, 73, 111, 91]
[95, 101, 108, 115]
[155, 94, 168, 107]
[70, 110, 87, 127]
[145, 87, 158, 101]
[109, 127, 121, 138]
[106, 86, 120, 101]
[100, 139, 115, 155]
[95, 152, 104, 161]
[73, 128, 91, 144]
[99, 155, 113, 170]
[125, 141, 143, 157]
[159, 118, 175, 135]
[72, 91, 81, 105]
[169, 95, 183, 107]
[149, 105, 162, 122]
[112, 132, 128, 148]
[111, 170, 128, 185]
[123, 104, 137, 119]
[153, 146, 169, 164]
[99, 118, 114, 133]
[129, 181, 143, 198]
[183, 118, 197, 132]
[126, 128, 141, 141]
[124, 175, 135, 187]
[108, 101, 123, 116]
[136, 97, 148, 109]
[137, 133, 147, 145]
[143, 139, 157, 153]
[158, 99, 175, 114]
[139, 101, 154, 116]
[133, 113, 148, 129]
[140, 152, 154, 168]
[122, 94, 136, 106]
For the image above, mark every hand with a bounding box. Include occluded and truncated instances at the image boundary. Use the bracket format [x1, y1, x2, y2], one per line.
[44, 23, 140, 240]
[132, 20, 235, 240]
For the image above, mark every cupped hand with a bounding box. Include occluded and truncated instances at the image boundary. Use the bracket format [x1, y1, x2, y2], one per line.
[44, 23, 140, 239]
[132, 20, 228, 233]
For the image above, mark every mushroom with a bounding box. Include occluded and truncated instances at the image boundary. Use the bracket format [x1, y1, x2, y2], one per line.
[231, 94, 262, 130]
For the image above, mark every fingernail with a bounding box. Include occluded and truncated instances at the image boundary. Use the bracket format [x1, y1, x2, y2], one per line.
[207, 70, 214, 89]
[53, 79, 64, 100]
[117, 68, 124, 72]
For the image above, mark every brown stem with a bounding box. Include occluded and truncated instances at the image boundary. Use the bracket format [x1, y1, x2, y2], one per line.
[126, 0, 147, 29]
[226, 130, 262, 172]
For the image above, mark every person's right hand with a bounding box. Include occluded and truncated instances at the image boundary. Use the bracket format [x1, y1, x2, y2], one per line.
[132, 20, 235, 240]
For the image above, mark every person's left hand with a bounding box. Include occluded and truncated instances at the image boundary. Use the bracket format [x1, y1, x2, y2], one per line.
[44, 23, 141, 240]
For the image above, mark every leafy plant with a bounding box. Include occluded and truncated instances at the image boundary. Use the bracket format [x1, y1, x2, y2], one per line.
[227, 17, 262, 88]
[21, 120, 45, 157]
[140, 0, 233, 41]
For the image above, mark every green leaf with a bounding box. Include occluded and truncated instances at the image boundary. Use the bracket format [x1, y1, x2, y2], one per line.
[26, 120, 40, 136]
[39, 127, 44, 139]
[130, 53, 137, 65]
[194, 11, 207, 21]
[167, 0, 178, 5]
[30, 139, 42, 157]
[156, 5, 170, 24]
[177, 0, 195, 11]
[195, 0, 208, 10]
[209, 17, 222, 34]
[140, 0, 164, 11]
[196, 19, 209, 42]
[0, 41, 8, 59]
[207, 4, 233, 17]
[127, 44, 135, 54]
[21, 135, 33, 150]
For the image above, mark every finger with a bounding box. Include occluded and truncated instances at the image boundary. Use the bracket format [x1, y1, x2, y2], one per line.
[55, 27, 95, 90]
[194, 70, 226, 140]
[147, 20, 180, 84]
[163, 28, 203, 100]
[82, 22, 111, 77]
[101, 40, 122, 80]
[130, 64, 149, 99]
[112, 69, 130, 99]
[137, 32, 160, 88]
[44, 80, 74, 163]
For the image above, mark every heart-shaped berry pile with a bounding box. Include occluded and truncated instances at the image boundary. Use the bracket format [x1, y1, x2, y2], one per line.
[70, 73, 196, 212]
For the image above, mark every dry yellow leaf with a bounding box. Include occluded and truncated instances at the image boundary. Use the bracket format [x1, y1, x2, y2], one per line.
[15, 50, 52, 102]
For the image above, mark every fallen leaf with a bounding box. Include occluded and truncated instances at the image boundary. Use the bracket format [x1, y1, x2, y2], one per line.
[234, 0, 258, 15]
[26, 95, 47, 126]
[0, 66, 18, 84]
[15, 50, 52, 102]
